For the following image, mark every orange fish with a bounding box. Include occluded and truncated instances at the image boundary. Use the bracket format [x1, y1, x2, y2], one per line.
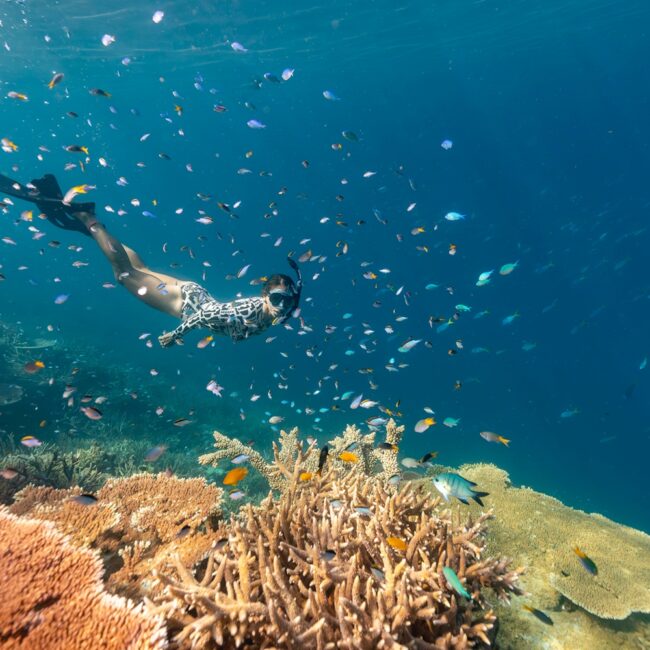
[299, 472, 313, 481]
[223, 467, 248, 486]
[24, 360, 45, 373]
[339, 450, 360, 463]
[386, 536, 407, 551]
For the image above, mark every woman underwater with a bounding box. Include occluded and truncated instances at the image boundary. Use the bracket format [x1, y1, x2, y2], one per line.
[0, 173, 302, 347]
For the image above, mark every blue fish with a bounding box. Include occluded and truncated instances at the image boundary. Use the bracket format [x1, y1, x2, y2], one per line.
[442, 566, 471, 599]
[433, 472, 489, 506]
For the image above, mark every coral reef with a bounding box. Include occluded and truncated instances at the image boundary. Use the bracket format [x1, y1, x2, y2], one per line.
[0, 507, 167, 649]
[455, 463, 650, 649]
[1, 444, 110, 498]
[199, 419, 405, 492]
[152, 443, 522, 649]
[9, 472, 224, 598]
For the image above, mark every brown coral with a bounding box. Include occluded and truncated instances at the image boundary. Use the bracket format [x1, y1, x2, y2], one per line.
[151, 444, 522, 649]
[9, 473, 224, 598]
[0, 507, 167, 649]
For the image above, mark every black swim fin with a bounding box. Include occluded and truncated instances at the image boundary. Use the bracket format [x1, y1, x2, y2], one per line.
[0, 172, 94, 237]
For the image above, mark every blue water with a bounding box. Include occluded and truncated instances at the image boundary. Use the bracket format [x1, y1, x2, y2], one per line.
[1, 0, 649, 531]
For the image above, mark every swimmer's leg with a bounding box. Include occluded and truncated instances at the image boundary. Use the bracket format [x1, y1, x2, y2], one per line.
[74, 211, 184, 318]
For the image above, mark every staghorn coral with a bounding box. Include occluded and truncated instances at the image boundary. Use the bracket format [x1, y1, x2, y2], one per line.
[199, 419, 404, 493]
[0, 507, 167, 650]
[151, 443, 522, 649]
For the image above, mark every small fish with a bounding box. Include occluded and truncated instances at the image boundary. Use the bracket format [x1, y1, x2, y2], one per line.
[231, 453, 250, 464]
[70, 493, 98, 506]
[0, 467, 21, 480]
[387, 474, 401, 486]
[386, 536, 407, 551]
[377, 442, 398, 452]
[81, 406, 103, 420]
[89, 88, 111, 97]
[339, 450, 359, 463]
[231, 41, 248, 52]
[268, 415, 284, 424]
[7, 91, 28, 101]
[523, 605, 554, 625]
[419, 451, 438, 464]
[144, 445, 167, 462]
[54, 294, 70, 305]
[197, 335, 213, 349]
[414, 417, 436, 433]
[400, 457, 420, 469]
[433, 472, 488, 506]
[247, 119, 266, 129]
[317, 445, 329, 474]
[480, 431, 510, 446]
[574, 547, 598, 575]
[350, 394, 364, 409]
[223, 467, 248, 486]
[65, 145, 89, 154]
[20, 435, 42, 448]
[229, 488, 246, 500]
[47, 72, 64, 89]
[299, 471, 313, 481]
[354, 506, 372, 516]
[499, 261, 519, 275]
[23, 360, 45, 374]
[62, 184, 95, 206]
[442, 566, 471, 599]
[323, 90, 340, 101]
[502, 311, 520, 326]
[443, 417, 460, 428]
[342, 130, 358, 141]
[173, 417, 192, 427]
[441, 139, 453, 150]
[370, 565, 385, 581]
[444, 212, 465, 221]
[398, 339, 421, 353]
[320, 549, 336, 561]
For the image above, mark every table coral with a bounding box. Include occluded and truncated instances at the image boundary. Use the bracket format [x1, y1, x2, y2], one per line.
[458, 463, 650, 621]
[0, 507, 167, 650]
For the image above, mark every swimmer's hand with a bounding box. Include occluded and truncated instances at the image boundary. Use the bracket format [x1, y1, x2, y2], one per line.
[158, 331, 177, 348]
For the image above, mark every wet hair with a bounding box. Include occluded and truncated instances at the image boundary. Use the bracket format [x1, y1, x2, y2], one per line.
[261, 274, 296, 298]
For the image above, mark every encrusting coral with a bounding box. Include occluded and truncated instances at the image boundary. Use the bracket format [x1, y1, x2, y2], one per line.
[151, 441, 523, 649]
[0, 507, 167, 650]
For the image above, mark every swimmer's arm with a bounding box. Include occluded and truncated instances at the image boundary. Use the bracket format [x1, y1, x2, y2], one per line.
[158, 311, 203, 347]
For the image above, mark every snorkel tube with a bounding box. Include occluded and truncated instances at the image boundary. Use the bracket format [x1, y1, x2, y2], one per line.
[273, 257, 302, 325]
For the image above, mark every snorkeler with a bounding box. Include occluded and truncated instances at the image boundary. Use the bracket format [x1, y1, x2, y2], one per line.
[0, 172, 302, 347]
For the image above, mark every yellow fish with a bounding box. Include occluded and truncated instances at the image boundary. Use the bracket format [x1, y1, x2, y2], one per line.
[299, 472, 312, 482]
[339, 451, 359, 463]
[223, 467, 248, 486]
[386, 536, 407, 551]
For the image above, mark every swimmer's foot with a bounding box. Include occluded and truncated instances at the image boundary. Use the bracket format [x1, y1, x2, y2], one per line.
[0, 172, 93, 237]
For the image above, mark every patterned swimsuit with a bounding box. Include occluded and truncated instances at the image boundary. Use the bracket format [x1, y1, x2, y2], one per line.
[169, 281, 271, 343]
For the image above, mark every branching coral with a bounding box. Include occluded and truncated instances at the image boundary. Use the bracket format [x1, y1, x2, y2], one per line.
[0, 507, 167, 650]
[151, 444, 522, 649]
[198, 419, 405, 493]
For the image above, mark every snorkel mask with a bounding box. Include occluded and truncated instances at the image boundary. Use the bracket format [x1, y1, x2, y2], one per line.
[269, 258, 303, 325]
